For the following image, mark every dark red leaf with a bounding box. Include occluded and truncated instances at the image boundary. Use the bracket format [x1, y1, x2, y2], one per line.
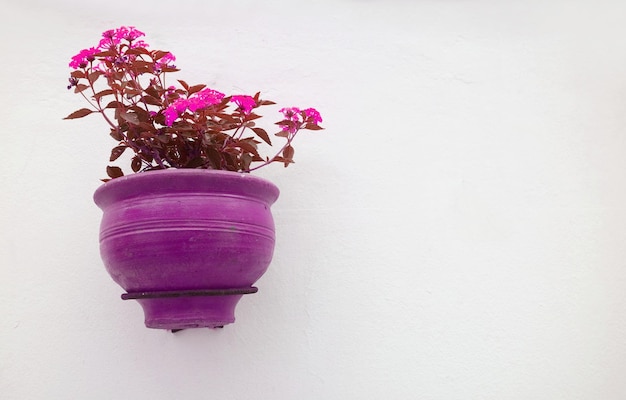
[178, 80, 189, 90]
[74, 84, 89, 93]
[252, 127, 272, 145]
[236, 139, 260, 156]
[126, 47, 150, 56]
[123, 87, 142, 97]
[153, 50, 171, 60]
[142, 95, 162, 106]
[245, 113, 262, 121]
[63, 108, 93, 120]
[188, 84, 206, 95]
[106, 166, 124, 179]
[131, 60, 153, 70]
[145, 86, 160, 98]
[110, 129, 124, 141]
[119, 111, 140, 125]
[110, 145, 127, 161]
[273, 156, 293, 167]
[94, 89, 115, 100]
[95, 50, 116, 58]
[206, 147, 222, 169]
[105, 100, 122, 109]
[283, 145, 294, 160]
[88, 71, 103, 84]
[131, 156, 142, 172]
[241, 153, 253, 170]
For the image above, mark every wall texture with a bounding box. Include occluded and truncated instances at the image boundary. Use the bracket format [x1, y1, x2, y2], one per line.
[2, 0, 626, 398]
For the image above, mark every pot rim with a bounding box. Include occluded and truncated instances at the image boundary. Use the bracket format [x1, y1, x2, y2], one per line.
[93, 168, 280, 209]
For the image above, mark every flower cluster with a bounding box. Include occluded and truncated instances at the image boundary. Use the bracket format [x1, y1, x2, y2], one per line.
[164, 88, 225, 126]
[65, 26, 323, 181]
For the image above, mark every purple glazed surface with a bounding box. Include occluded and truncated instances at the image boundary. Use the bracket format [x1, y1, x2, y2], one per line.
[93, 169, 280, 329]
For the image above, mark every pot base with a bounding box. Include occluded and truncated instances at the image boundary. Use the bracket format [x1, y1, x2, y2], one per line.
[122, 288, 258, 330]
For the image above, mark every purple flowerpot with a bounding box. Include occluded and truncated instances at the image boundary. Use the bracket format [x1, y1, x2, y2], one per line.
[93, 169, 280, 330]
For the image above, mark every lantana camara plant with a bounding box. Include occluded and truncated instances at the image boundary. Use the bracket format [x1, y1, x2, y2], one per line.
[65, 26, 323, 181]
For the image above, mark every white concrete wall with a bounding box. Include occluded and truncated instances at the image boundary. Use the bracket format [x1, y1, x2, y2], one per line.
[2, 0, 626, 398]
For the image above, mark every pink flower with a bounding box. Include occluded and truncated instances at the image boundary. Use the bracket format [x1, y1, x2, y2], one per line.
[156, 52, 176, 70]
[69, 47, 98, 69]
[117, 26, 145, 42]
[279, 123, 297, 134]
[66, 26, 325, 175]
[304, 108, 322, 124]
[187, 89, 225, 112]
[164, 106, 179, 126]
[186, 97, 203, 113]
[98, 26, 145, 50]
[98, 29, 120, 50]
[163, 98, 190, 126]
[230, 95, 256, 114]
[101, 29, 117, 41]
[174, 99, 189, 113]
[129, 40, 148, 49]
[164, 89, 225, 126]
[279, 107, 302, 122]
[197, 88, 225, 105]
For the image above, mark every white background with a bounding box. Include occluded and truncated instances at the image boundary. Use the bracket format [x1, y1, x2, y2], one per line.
[2, 0, 626, 398]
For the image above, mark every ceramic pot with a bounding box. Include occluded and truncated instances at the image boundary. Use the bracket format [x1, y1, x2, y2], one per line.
[93, 169, 280, 330]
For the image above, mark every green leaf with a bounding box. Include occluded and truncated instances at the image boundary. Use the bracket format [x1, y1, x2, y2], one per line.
[63, 108, 93, 120]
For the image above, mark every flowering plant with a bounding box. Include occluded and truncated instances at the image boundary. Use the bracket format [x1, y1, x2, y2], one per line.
[64, 26, 323, 181]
